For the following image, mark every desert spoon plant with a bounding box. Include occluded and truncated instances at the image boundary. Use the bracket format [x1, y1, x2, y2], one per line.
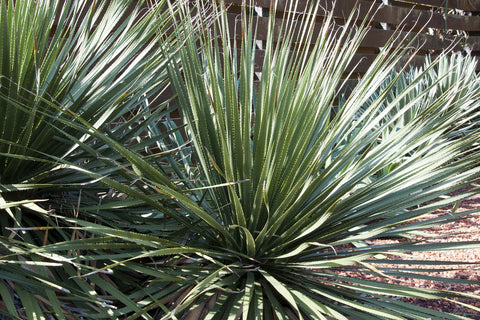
[2, 0, 480, 319]
[156, 0, 480, 318]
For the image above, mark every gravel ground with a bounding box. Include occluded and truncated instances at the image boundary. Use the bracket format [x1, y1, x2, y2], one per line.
[366, 192, 480, 318]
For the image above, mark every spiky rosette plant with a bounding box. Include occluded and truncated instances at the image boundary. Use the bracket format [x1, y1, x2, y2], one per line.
[0, 0, 178, 185]
[0, 0, 190, 318]
[107, 0, 480, 318]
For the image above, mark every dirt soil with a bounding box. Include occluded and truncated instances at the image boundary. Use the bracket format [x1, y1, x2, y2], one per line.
[366, 192, 480, 318]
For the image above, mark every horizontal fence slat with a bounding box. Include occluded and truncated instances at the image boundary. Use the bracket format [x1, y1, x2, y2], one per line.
[226, 0, 480, 31]
[225, 0, 480, 12]
[253, 50, 432, 74]
[361, 29, 458, 51]
[333, 1, 480, 31]
[392, 0, 480, 11]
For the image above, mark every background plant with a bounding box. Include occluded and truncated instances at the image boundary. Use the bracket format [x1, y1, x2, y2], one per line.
[0, 0, 189, 318]
[337, 52, 480, 181]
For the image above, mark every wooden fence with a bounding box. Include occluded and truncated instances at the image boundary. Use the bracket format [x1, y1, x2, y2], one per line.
[221, 0, 480, 74]
[53, 0, 480, 74]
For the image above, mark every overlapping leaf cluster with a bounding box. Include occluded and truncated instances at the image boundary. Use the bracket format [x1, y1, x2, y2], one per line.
[1, 0, 480, 319]
[0, 0, 187, 318]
